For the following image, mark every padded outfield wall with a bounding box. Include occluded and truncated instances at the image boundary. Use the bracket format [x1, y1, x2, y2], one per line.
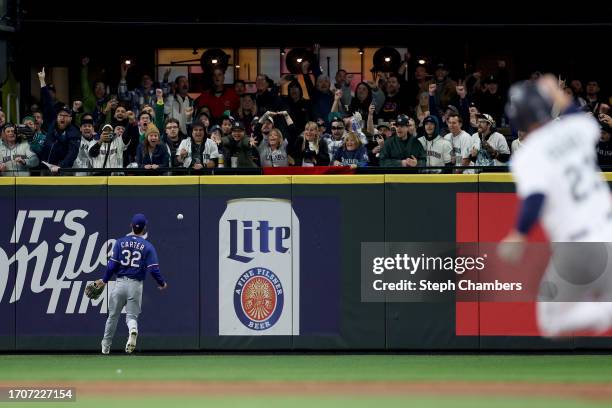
[0, 174, 611, 351]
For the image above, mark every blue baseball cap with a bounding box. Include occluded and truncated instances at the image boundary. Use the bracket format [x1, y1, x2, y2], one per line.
[131, 213, 147, 229]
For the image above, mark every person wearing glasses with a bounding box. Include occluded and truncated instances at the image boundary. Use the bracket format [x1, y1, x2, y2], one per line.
[162, 118, 185, 167]
[325, 118, 347, 162]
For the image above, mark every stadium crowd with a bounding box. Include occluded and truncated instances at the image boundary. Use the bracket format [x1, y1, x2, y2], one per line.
[1, 51, 612, 176]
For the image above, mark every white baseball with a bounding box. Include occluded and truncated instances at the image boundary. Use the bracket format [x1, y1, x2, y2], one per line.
[177, 213, 184, 220]
[116, 369, 122, 374]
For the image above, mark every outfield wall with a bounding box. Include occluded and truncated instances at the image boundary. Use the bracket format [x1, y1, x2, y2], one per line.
[1, 174, 611, 351]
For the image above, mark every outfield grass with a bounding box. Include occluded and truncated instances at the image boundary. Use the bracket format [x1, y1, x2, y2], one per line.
[3, 355, 612, 408]
[13, 396, 612, 408]
[1, 354, 612, 383]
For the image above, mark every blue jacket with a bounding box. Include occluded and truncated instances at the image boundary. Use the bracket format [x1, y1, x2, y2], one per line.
[136, 143, 170, 167]
[39, 122, 81, 167]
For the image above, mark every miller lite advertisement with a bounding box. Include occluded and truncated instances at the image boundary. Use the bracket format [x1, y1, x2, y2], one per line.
[218, 198, 299, 335]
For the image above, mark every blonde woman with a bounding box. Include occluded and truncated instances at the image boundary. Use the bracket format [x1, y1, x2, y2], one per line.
[259, 128, 289, 167]
[332, 131, 368, 168]
[292, 121, 330, 166]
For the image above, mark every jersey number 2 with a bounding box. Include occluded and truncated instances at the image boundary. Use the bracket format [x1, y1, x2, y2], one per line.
[120, 250, 142, 267]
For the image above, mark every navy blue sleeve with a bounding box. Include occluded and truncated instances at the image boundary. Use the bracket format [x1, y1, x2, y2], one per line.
[145, 244, 165, 286]
[516, 193, 545, 235]
[41, 86, 56, 127]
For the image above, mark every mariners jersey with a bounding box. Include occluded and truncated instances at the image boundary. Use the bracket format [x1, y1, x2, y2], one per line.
[418, 135, 452, 170]
[103, 234, 165, 285]
[444, 131, 473, 170]
[511, 113, 612, 242]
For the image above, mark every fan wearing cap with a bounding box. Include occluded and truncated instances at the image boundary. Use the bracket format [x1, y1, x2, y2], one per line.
[39, 103, 81, 173]
[0, 123, 39, 176]
[220, 120, 259, 168]
[136, 124, 169, 169]
[72, 114, 97, 175]
[379, 114, 426, 168]
[471, 113, 510, 167]
[177, 122, 219, 169]
[417, 115, 452, 173]
[89, 123, 131, 172]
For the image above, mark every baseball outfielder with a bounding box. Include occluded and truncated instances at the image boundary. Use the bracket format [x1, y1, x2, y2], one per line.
[97, 214, 167, 354]
[501, 75, 612, 337]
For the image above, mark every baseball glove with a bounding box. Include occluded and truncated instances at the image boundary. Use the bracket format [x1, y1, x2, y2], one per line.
[85, 281, 104, 300]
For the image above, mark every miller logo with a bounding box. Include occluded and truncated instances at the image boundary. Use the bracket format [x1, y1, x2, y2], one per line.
[233, 267, 284, 331]
[227, 220, 290, 263]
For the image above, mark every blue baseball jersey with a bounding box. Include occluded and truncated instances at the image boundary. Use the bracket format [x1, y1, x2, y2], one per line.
[103, 234, 165, 286]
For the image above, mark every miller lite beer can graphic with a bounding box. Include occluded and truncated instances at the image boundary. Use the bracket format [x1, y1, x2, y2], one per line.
[219, 198, 299, 335]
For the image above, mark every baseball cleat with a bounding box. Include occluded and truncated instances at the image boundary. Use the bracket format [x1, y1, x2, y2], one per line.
[101, 344, 110, 355]
[125, 329, 138, 354]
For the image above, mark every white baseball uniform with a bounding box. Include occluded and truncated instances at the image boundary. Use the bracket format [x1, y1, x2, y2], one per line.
[511, 112, 612, 336]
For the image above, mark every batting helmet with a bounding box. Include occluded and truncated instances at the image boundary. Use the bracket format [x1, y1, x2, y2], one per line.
[505, 81, 554, 132]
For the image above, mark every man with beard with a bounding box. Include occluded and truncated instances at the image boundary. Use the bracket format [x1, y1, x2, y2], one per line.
[379, 73, 412, 122]
[39, 104, 80, 174]
[162, 118, 185, 168]
[472, 113, 510, 168]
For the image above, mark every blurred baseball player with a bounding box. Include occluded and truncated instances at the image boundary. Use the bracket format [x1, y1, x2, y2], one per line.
[97, 214, 167, 354]
[501, 75, 612, 337]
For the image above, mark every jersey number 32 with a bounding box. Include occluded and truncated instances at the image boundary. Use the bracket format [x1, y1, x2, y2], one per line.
[120, 250, 142, 268]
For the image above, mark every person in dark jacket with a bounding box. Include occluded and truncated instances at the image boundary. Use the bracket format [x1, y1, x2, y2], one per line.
[39, 105, 81, 173]
[162, 118, 185, 168]
[136, 124, 169, 169]
[292, 121, 330, 166]
[221, 120, 259, 168]
[598, 121, 612, 169]
[282, 80, 312, 132]
[379, 114, 426, 167]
